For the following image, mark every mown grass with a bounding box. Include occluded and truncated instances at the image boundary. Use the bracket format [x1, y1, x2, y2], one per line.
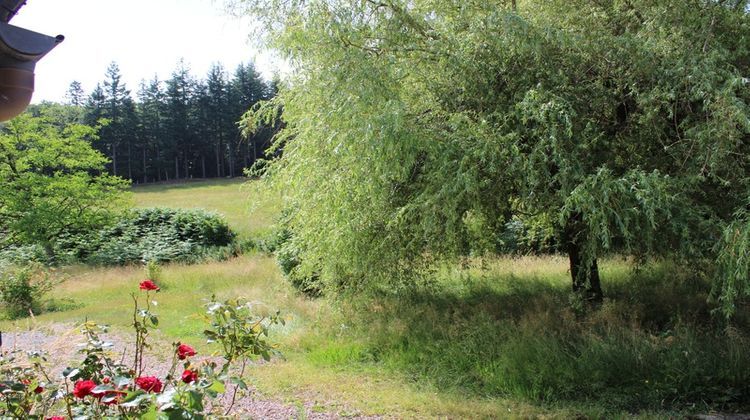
[4, 178, 748, 418]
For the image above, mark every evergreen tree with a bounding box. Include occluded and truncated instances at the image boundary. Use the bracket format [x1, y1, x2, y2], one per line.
[137, 76, 166, 182]
[205, 63, 232, 177]
[230, 62, 268, 172]
[100, 62, 136, 178]
[63, 59, 278, 184]
[66, 81, 86, 107]
[164, 59, 195, 179]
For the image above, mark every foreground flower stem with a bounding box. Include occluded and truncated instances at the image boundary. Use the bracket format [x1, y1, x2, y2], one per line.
[62, 377, 73, 420]
[224, 358, 247, 416]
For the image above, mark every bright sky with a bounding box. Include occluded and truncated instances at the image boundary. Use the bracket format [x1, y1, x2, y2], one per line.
[10, 0, 280, 103]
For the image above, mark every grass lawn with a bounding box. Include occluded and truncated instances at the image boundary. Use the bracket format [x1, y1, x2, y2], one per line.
[3, 178, 746, 418]
[131, 177, 279, 238]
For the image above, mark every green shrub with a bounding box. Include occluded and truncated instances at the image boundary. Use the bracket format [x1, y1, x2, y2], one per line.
[0, 244, 48, 266]
[0, 265, 56, 319]
[58, 207, 237, 266]
[276, 237, 322, 297]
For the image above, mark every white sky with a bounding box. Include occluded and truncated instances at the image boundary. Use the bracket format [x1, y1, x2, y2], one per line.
[10, 0, 280, 103]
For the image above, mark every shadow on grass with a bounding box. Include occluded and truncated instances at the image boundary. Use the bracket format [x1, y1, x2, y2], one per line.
[312, 260, 750, 413]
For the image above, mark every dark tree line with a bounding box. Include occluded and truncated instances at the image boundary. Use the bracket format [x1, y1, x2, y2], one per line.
[62, 60, 277, 183]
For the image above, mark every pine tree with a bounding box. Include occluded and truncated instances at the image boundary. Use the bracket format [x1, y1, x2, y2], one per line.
[205, 63, 231, 177]
[100, 62, 136, 178]
[66, 81, 86, 107]
[164, 59, 195, 179]
[137, 76, 166, 182]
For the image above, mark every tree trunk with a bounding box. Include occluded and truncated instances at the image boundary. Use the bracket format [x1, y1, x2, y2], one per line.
[156, 146, 162, 182]
[127, 142, 132, 180]
[112, 145, 118, 177]
[215, 143, 222, 178]
[142, 148, 147, 184]
[564, 213, 603, 305]
[43, 241, 55, 263]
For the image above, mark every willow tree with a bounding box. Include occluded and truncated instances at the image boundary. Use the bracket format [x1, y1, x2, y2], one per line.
[238, 0, 750, 308]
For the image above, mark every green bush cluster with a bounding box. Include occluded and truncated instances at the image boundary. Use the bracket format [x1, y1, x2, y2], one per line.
[0, 265, 56, 319]
[260, 220, 322, 297]
[57, 208, 237, 265]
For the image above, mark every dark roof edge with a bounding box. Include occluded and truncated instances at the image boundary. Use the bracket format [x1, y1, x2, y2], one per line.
[0, 0, 26, 24]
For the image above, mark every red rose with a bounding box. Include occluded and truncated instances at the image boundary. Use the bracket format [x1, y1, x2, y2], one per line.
[181, 369, 198, 384]
[73, 379, 97, 398]
[47, 417, 65, 420]
[135, 376, 162, 393]
[139, 279, 160, 291]
[177, 343, 196, 360]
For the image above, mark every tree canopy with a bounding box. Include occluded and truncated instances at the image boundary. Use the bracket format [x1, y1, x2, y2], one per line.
[238, 0, 750, 313]
[0, 113, 129, 258]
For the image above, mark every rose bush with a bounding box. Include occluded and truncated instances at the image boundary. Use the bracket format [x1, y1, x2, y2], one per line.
[0, 270, 283, 418]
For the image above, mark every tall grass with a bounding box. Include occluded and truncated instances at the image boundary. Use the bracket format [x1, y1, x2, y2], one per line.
[300, 257, 750, 413]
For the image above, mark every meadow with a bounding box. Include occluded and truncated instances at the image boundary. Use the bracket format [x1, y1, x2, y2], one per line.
[3, 178, 748, 418]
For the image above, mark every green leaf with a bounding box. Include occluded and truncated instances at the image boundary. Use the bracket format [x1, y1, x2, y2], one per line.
[208, 380, 225, 394]
[140, 403, 159, 420]
[62, 367, 79, 379]
[231, 376, 248, 390]
[187, 390, 204, 412]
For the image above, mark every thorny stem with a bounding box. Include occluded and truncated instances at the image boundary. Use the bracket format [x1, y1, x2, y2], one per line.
[63, 377, 73, 420]
[35, 362, 55, 418]
[224, 358, 247, 416]
[132, 293, 141, 377]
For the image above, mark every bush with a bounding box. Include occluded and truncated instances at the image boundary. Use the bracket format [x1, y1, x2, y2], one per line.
[0, 265, 56, 319]
[276, 237, 322, 297]
[58, 208, 237, 265]
[0, 278, 282, 418]
[0, 244, 48, 266]
[264, 217, 322, 297]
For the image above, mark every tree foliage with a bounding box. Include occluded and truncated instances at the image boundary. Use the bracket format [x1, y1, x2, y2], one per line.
[236, 0, 750, 312]
[0, 113, 129, 257]
[75, 60, 278, 183]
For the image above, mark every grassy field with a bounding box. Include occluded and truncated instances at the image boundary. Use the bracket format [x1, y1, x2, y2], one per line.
[131, 178, 279, 238]
[4, 178, 747, 418]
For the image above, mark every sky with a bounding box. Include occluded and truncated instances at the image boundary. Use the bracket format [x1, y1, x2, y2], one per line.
[10, 0, 281, 103]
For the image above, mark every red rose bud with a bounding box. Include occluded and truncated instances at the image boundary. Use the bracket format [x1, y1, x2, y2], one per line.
[181, 369, 198, 384]
[139, 279, 160, 291]
[34, 385, 44, 394]
[177, 343, 196, 360]
[135, 376, 163, 393]
[47, 417, 65, 420]
[73, 379, 97, 398]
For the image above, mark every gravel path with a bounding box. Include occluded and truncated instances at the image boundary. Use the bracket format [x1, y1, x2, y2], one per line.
[1, 323, 377, 419]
